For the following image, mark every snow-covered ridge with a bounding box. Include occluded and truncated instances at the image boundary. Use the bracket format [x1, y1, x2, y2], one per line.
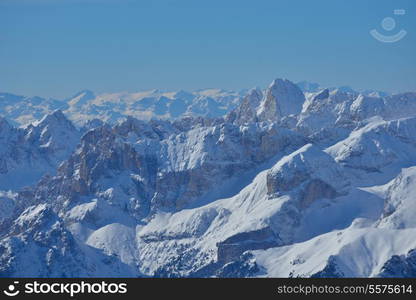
[0, 78, 416, 278]
[0, 88, 243, 127]
[0, 81, 399, 128]
[0, 110, 80, 190]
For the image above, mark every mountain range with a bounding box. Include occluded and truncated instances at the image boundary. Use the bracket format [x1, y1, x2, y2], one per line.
[0, 88, 245, 127]
[0, 78, 415, 277]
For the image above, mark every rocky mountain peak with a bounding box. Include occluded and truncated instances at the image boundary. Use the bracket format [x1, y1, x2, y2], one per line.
[36, 109, 75, 129]
[230, 88, 263, 125]
[0, 78, 416, 278]
[257, 78, 305, 122]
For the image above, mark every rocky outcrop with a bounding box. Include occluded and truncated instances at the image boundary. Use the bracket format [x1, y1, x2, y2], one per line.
[229, 88, 262, 125]
[216, 227, 281, 264]
[378, 249, 416, 278]
[1, 78, 416, 278]
[216, 253, 260, 278]
[0, 203, 136, 277]
[299, 179, 338, 209]
[311, 256, 345, 278]
[257, 79, 305, 122]
[0, 111, 80, 190]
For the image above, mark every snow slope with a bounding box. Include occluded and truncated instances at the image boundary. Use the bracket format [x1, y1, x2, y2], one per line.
[254, 227, 416, 277]
[0, 78, 415, 277]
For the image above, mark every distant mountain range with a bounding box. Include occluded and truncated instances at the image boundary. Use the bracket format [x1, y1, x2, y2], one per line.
[1, 78, 416, 277]
[0, 82, 390, 128]
[0, 88, 245, 127]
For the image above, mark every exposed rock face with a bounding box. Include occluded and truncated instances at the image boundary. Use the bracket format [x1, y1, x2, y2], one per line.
[151, 123, 305, 211]
[230, 88, 263, 125]
[33, 117, 306, 219]
[313, 88, 330, 101]
[296, 89, 357, 144]
[299, 179, 338, 209]
[378, 249, 416, 277]
[257, 79, 305, 122]
[0, 79, 416, 278]
[0, 192, 16, 224]
[216, 253, 260, 278]
[39, 122, 158, 220]
[80, 118, 105, 133]
[0, 110, 80, 190]
[216, 227, 281, 264]
[0, 203, 135, 277]
[0, 117, 16, 174]
[311, 256, 345, 278]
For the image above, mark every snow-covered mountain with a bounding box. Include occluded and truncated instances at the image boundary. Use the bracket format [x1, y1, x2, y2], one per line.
[0, 110, 80, 190]
[0, 89, 243, 127]
[1, 78, 416, 278]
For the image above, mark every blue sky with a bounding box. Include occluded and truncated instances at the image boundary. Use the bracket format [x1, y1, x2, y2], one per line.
[0, 0, 415, 98]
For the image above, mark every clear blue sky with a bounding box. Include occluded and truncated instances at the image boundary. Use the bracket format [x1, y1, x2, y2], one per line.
[1, 0, 415, 98]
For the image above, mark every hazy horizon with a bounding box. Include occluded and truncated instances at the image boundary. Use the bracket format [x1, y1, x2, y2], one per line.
[1, 0, 415, 98]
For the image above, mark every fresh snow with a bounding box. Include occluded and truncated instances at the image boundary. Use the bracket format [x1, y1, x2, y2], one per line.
[0, 78, 416, 277]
